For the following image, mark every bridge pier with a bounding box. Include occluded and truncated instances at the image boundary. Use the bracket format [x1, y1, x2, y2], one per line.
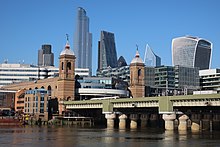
[140, 114, 149, 128]
[190, 113, 201, 131]
[105, 113, 116, 129]
[130, 114, 138, 129]
[178, 115, 189, 131]
[162, 113, 176, 130]
[150, 114, 159, 127]
[119, 114, 127, 129]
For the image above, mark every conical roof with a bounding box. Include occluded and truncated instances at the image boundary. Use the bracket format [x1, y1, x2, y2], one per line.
[60, 38, 74, 56]
[130, 49, 144, 64]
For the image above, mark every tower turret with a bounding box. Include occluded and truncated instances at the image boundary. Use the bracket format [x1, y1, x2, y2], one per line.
[129, 48, 145, 98]
[58, 35, 76, 101]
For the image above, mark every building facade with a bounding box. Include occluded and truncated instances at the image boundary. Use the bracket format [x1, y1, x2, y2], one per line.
[96, 65, 130, 83]
[0, 63, 55, 87]
[38, 44, 54, 66]
[146, 65, 200, 96]
[0, 90, 16, 110]
[97, 30, 118, 71]
[76, 76, 129, 100]
[172, 36, 212, 70]
[24, 89, 48, 121]
[74, 7, 92, 75]
[144, 44, 161, 67]
[0, 63, 90, 88]
[199, 69, 220, 92]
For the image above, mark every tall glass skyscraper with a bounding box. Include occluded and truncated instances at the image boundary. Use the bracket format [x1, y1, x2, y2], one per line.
[74, 7, 92, 75]
[144, 44, 161, 67]
[97, 31, 118, 71]
[172, 36, 212, 70]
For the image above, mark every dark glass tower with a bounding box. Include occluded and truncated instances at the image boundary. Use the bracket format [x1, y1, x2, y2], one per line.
[97, 31, 118, 71]
[38, 44, 54, 66]
[74, 7, 92, 75]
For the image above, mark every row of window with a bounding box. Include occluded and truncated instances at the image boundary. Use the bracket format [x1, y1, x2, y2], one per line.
[24, 108, 45, 113]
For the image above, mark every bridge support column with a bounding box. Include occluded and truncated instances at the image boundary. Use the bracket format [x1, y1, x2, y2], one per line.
[178, 115, 189, 131]
[162, 113, 176, 130]
[150, 114, 159, 127]
[191, 113, 201, 131]
[140, 114, 149, 128]
[130, 114, 138, 129]
[119, 114, 127, 129]
[105, 113, 116, 129]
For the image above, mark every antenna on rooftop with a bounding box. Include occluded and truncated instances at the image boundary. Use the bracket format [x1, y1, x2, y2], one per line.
[66, 33, 69, 41]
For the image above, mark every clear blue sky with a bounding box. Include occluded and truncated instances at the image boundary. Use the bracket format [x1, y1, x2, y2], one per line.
[0, 0, 220, 75]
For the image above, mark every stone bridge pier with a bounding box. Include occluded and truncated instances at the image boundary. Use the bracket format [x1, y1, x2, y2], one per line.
[105, 113, 154, 129]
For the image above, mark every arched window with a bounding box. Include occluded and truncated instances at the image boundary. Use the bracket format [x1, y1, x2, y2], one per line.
[67, 96, 71, 101]
[61, 62, 64, 70]
[48, 85, 52, 96]
[29, 88, 32, 90]
[48, 85, 51, 91]
[67, 62, 71, 70]
[35, 87, 38, 89]
[41, 86, 44, 89]
[138, 69, 141, 76]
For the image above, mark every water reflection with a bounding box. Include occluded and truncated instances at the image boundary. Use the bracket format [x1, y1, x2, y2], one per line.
[1, 126, 220, 147]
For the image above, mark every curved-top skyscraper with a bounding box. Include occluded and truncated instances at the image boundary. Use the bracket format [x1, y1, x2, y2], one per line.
[172, 36, 212, 70]
[144, 44, 161, 67]
[74, 7, 92, 75]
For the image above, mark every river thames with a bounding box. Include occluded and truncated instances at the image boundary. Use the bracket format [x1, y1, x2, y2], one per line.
[1, 126, 220, 147]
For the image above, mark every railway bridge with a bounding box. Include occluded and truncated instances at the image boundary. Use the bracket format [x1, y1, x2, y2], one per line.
[63, 94, 220, 131]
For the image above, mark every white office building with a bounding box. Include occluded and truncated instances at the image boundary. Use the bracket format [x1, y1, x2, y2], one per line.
[199, 69, 220, 92]
[0, 63, 90, 87]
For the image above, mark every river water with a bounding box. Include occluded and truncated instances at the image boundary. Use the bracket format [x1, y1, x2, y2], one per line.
[1, 126, 220, 147]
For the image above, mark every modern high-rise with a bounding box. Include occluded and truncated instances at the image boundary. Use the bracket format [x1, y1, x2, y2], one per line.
[97, 31, 118, 71]
[38, 44, 54, 66]
[172, 36, 212, 70]
[144, 44, 161, 67]
[74, 7, 92, 75]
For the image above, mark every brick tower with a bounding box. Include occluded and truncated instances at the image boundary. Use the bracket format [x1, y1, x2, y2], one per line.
[58, 37, 76, 101]
[130, 49, 145, 98]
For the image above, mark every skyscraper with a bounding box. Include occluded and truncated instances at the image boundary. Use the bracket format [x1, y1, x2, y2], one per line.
[172, 36, 212, 70]
[74, 7, 92, 75]
[38, 44, 54, 66]
[144, 44, 161, 67]
[97, 30, 118, 71]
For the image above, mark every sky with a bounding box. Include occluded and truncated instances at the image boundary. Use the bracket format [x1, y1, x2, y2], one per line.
[0, 0, 220, 75]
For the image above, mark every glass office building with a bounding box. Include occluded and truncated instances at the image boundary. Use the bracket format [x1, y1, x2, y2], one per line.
[38, 44, 54, 67]
[74, 7, 92, 75]
[97, 31, 118, 71]
[144, 44, 161, 67]
[172, 36, 212, 70]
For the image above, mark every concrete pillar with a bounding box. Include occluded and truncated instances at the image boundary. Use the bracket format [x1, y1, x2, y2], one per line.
[191, 122, 200, 131]
[178, 115, 189, 131]
[162, 113, 176, 130]
[140, 114, 149, 128]
[105, 113, 116, 129]
[130, 114, 138, 129]
[119, 114, 127, 129]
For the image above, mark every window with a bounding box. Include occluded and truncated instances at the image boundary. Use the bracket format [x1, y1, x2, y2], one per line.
[138, 69, 141, 76]
[62, 62, 64, 70]
[67, 62, 71, 70]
